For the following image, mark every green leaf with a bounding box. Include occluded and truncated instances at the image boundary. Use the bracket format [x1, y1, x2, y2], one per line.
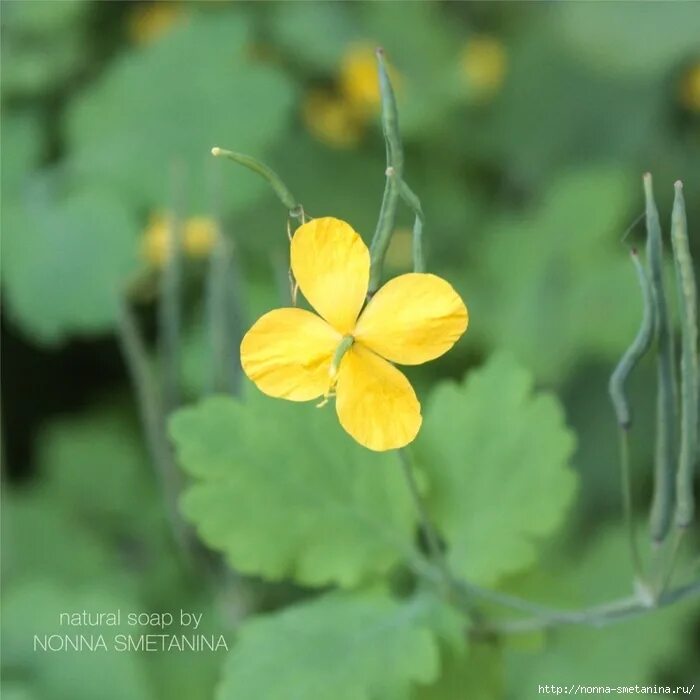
[65, 14, 296, 215]
[1, 580, 151, 700]
[268, 2, 360, 71]
[416, 354, 577, 585]
[0, 683, 37, 700]
[1, 490, 118, 589]
[217, 591, 440, 700]
[35, 405, 156, 531]
[30, 404, 194, 607]
[465, 167, 639, 381]
[554, 2, 700, 78]
[412, 643, 503, 700]
[4, 404, 193, 609]
[0, 110, 43, 199]
[469, 31, 667, 180]
[505, 526, 700, 695]
[1, 0, 87, 96]
[2, 184, 139, 344]
[0, 0, 87, 35]
[170, 393, 417, 587]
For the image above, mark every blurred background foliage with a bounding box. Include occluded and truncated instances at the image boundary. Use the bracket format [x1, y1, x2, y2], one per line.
[1, 2, 699, 698]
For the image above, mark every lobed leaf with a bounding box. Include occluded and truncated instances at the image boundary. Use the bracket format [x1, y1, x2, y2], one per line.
[217, 590, 441, 700]
[169, 393, 417, 587]
[416, 353, 577, 585]
[2, 185, 139, 344]
[65, 14, 296, 216]
[1, 581, 151, 700]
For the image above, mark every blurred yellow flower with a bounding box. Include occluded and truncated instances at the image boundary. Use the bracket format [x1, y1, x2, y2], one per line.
[184, 217, 218, 258]
[240, 217, 468, 451]
[303, 47, 401, 148]
[460, 36, 507, 101]
[302, 89, 364, 149]
[128, 2, 184, 46]
[339, 45, 382, 116]
[679, 63, 700, 112]
[141, 213, 170, 267]
[141, 213, 218, 267]
[339, 44, 401, 118]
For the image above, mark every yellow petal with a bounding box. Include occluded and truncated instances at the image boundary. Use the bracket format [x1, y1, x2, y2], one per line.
[354, 273, 468, 365]
[335, 344, 421, 451]
[290, 217, 370, 334]
[241, 308, 340, 401]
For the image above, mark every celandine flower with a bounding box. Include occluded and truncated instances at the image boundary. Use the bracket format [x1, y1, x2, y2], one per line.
[240, 218, 468, 451]
[141, 213, 217, 267]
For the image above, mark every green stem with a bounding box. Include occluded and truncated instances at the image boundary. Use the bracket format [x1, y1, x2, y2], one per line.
[418, 549, 700, 634]
[397, 449, 479, 621]
[657, 528, 684, 597]
[476, 579, 700, 636]
[206, 229, 244, 396]
[607, 249, 654, 586]
[211, 147, 305, 306]
[158, 161, 187, 411]
[398, 450, 444, 571]
[211, 147, 300, 215]
[619, 429, 645, 583]
[116, 297, 193, 563]
[159, 207, 183, 412]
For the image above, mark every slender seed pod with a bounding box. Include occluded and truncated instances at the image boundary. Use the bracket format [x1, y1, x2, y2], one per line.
[211, 147, 303, 304]
[609, 249, 656, 430]
[670, 182, 698, 529]
[644, 174, 678, 543]
[397, 177, 426, 273]
[369, 48, 404, 295]
[211, 147, 300, 214]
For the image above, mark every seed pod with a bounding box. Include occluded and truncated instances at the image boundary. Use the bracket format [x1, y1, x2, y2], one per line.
[369, 49, 404, 294]
[644, 174, 678, 543]
[670, 182, 698, 529]
[397, 177, 426, 273]
[609, 249, 656, 430]
[211, 148, 299, 214]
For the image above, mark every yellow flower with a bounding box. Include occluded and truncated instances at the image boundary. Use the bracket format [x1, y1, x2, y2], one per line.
[339, 45, 382, 116]
[460, 36, 507, 101]
[141, 213, 171, 267]
[184, 217, 218, 258]
[240, 218, 468, 451]
[141, 213, 218, 267]
[679, 63, 700, 113]
[302, 89, 364, 149]
[128, 2, 185, 46]
[339, 44, 401, 118]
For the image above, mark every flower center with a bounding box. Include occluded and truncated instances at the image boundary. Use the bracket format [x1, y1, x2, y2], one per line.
[316, 335, 355, 409]
[330, 334, 355, 378]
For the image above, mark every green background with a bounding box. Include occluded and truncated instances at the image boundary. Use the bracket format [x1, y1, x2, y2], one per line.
[2, 1, 699, 698]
